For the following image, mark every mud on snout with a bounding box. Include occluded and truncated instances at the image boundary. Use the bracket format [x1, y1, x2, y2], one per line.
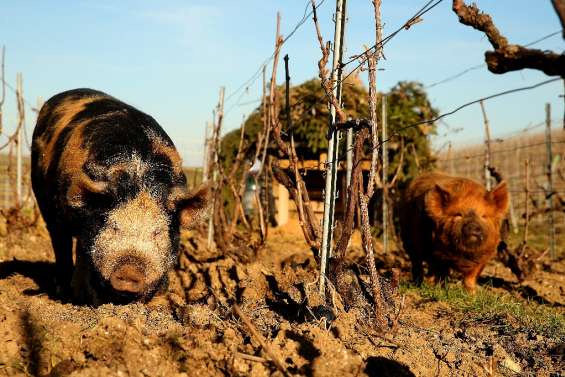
[90, 192, 174, 301]
[457, 214, 488, 250]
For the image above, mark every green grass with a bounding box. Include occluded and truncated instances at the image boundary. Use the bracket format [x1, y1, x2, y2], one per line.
[402, 282, 565, 338]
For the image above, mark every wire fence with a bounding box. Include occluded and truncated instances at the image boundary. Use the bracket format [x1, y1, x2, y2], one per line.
[0, 66, 34, 211]
[1, 0, 563, 259]
[0, 64, 204, 210]
[0, 152, 204, 210]
[436, 125, 565, 253]
[0, 153, 33, 210]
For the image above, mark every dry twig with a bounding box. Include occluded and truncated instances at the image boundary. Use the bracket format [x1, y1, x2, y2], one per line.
[310, 0, 346, 123]
[223, 119, 251, 237]
[388, 137, 405, 188]
[270, 33, 322, 250]
[235, 352, 268, 364]
[233, 305, 288, 376]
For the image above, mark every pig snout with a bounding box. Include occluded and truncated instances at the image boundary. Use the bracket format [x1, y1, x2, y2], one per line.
[462, 221, 484, 247]
[110, 262, 146, 294]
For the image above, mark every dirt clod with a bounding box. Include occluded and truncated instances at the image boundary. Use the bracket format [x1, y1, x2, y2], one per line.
[0, 223, 563, 376]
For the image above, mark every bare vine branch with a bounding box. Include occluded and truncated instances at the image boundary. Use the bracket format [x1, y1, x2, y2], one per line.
[452, 0, 565, 77]
[310, 0, 346, 123]
[366, 51, 379, 198]
[388, 137, 405, 188]
[269, 26, 322, 250]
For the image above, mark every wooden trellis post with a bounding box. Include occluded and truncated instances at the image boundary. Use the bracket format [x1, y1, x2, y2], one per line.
[15, 73, 24, 209]
[447, 142, 454, 175]
[208, 87, 225, 249]
[545, 103, 555, 259]
[381, 96, 388, 255]
[524, 159, 530, 242]
[480, 100, 492, 191]
[202, 122, 210, 183]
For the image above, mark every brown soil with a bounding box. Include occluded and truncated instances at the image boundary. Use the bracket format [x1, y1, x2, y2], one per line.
[0, 216, 563, 377]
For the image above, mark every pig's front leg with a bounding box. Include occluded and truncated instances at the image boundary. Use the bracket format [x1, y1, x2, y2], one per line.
[47, 223, 73, 298]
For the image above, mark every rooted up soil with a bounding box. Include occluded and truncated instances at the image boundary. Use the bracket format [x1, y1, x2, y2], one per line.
[0, 217, 563, 376]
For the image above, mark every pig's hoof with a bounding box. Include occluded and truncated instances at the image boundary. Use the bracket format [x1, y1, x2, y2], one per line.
[54, 282, 72, 301]
[463, 283, 477, 294]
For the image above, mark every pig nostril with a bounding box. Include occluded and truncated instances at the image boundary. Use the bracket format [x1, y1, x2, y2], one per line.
[463, 223, 481, 234]
[110, 264, 145, 294]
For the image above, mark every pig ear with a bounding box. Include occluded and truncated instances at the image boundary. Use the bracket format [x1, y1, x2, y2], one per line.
[67, 175, 108, 208]
[434, 183, 452, 207]
[487, 181, 509, 213]
[177, 185, 211, 228]
[425, 183, 451, 218]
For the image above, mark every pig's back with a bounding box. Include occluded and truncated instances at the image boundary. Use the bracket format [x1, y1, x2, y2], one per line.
[404, 171, 454, 203]
[31, 89, 185, 224]
[33, 89, 180, 176]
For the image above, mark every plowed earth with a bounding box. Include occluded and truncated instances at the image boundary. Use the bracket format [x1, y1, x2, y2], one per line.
[0, 216, 563, 376]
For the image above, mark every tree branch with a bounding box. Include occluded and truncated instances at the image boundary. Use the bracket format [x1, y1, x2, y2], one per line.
[453, 0, 565, 77]
[552, 0, 565, 39]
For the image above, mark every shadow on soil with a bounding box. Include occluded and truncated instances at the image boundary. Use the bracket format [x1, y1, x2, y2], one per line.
[479, 275, 564, 307]
[285, 330, 320, 376]
[19, 309, 44, 376]
[364, 356, 416, 377]
[0, 260, 61, 300]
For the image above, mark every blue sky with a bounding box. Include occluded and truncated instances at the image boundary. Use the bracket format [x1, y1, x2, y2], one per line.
[1, 0, 563, 166]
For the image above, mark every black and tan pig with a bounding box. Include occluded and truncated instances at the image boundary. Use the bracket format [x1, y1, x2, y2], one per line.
[31, 89, 208, 304]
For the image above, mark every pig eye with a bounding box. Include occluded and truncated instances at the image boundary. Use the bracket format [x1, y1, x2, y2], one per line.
[153, 229, 163, 237]
[109, 221, 120, 232]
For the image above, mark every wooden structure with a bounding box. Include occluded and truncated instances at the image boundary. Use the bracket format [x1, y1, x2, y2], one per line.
[273, 153, 373, 226]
